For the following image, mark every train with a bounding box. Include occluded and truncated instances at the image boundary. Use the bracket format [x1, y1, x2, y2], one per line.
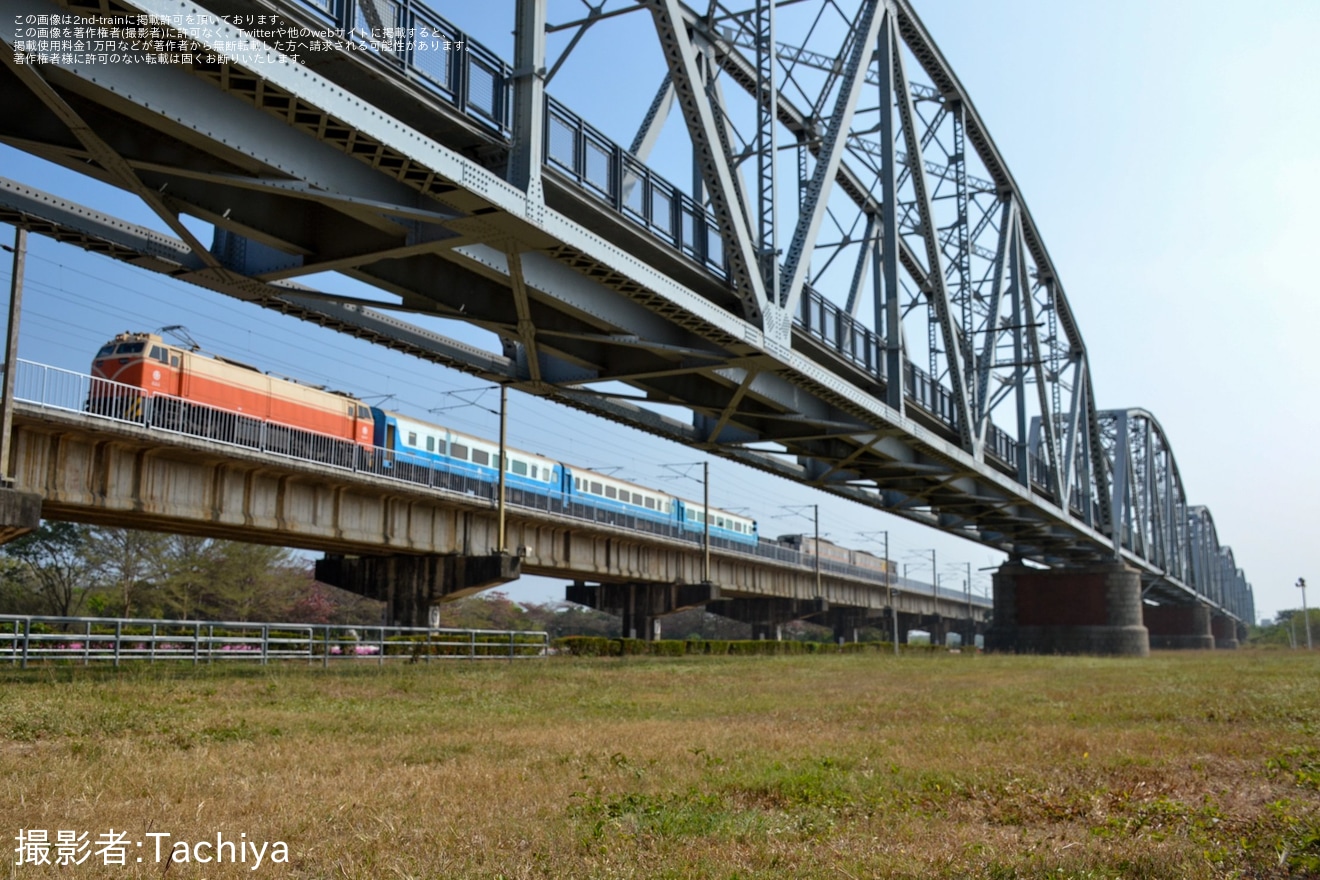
[88, 332, 911, 575]
[88, 331, 760, 545]
[776, 534, 897, 576]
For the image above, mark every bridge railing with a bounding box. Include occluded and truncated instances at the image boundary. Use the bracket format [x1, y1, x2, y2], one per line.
[0, 614, 549, 668]
[12, 359, 990, 609]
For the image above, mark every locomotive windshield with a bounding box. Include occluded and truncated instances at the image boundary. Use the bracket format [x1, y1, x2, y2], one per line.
[115, 342, 145, 354]
[96, 345, 115, 357]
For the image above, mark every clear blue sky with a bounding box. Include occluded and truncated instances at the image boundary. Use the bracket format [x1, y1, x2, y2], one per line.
[2, 0, 1315, 621]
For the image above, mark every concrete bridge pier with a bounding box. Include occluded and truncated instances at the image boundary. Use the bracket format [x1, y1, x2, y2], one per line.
[0, 487, 41, 545]
[1144, 603, 1215, 649]
[315, 552, 522, 627]
[564, 581, 720, 640]
[711, 596, 829, 640]
[824, 607, 875, 644]
[985, 561, 1149, 656]
[1211, 614, 1240, 649]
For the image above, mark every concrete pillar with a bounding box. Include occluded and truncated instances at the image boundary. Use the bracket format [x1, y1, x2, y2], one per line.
[713, 596, 828, 635]
[1211, 614, 1240, 650]
[565, 581, 718, 641]
[0, 488, 41, 546]
[896, 611, 920, 643]
[985, 561, 1149, 656]
[1144, 603, 1214, 649]
[315, 552, 522, 627]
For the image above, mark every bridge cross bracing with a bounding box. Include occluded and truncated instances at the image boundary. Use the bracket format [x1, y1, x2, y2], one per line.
[0, 0, 1253, 623]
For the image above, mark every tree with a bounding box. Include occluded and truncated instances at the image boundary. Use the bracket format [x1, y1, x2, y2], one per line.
[84, 527, 173, 617]
[2, 522, 95, 616]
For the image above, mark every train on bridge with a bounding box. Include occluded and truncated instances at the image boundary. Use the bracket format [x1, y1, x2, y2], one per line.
[88, 331, 901, 576]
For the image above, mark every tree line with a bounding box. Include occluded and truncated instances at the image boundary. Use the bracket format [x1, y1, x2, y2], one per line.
[0, 522, 826, 640]
[0, 523, 379, 624]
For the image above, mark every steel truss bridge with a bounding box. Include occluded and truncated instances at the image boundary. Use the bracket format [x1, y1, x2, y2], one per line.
[0, 0, 1253, 623]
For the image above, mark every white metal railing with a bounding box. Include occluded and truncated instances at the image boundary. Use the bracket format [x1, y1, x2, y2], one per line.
[11, 359, 992, 610]
[0, 614, 549, 668]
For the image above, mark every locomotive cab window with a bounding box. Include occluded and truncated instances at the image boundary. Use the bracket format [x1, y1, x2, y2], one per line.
[116, 342, 144, 355]
[149, 346, 168, 363]
[170, 356, 180, 367]
[97, 345, 115, 357]
[357, 406, 370, 418]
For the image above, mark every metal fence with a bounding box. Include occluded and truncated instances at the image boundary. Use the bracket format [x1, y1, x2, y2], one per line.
[12, 359, 990, 609]
[0, 614, 549, 668]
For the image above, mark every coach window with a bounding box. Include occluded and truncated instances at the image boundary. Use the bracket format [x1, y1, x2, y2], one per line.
[644, 497, 655, 510]
[512, 460, 528, 476]
[471, 449, 490, 466]
[426, 437, 436, 452]
[605, 486, 617, 499]
[407, 432, 417, 446]
[450, 443, 468, 460]
[590, 481, 602, 495]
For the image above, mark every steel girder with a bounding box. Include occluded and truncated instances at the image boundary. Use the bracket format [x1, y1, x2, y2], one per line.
[0, 0, 1249, 619]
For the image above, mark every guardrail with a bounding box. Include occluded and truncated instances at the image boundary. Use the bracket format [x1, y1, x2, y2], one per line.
[12, 359, 990, 609]
[0, 614, 549, 669]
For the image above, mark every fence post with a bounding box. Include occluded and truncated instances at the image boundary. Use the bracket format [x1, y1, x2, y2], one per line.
[84, 620, 91, 667]
[150, 622, 157, 664]
[113, 620, 121, 668]
[323, 626, 330, 668]
[261, 626, 269, 665]
[469, 630, 475, 661]
[193, 622, 200, 666]
[378, 628, 385, 666]
[508, 631, 514, 661]
[20, 618, 30, 669]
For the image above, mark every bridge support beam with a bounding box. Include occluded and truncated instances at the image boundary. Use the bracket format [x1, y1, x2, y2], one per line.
[711, 596, 830, 641]
[985, 562, 1149, 656]
[315, 552, 522, 627]
[1143, 603, 1215, 650]
[1211, 614, 1240, 650]
[565, 581, 720, 640]
[0, 488, 41, 545]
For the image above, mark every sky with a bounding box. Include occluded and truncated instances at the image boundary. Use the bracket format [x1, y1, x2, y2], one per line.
[2, 0, 1316, 622]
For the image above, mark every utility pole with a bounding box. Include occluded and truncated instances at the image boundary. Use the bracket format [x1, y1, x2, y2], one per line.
[886, 531, 897, 655]
[812, 503, 820, 597]
[965, 560, 973, 649]
[703, 460, 710, 584]
[1299, 578, 1312, 650]
[496, 384, 508, 554]
[0, 227, 26, 485]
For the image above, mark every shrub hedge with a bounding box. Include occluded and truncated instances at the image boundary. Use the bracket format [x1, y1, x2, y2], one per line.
[552, 636, 960, 657]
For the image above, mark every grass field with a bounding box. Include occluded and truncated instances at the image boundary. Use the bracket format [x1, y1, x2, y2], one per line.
[2, 651, 1318, 879]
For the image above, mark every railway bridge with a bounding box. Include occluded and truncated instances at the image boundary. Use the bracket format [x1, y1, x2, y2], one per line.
[0, 0, 1253, 652]
[1, 363, 990, 641]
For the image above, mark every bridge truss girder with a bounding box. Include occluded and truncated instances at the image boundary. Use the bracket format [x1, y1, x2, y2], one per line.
[0, 0, 1250, 620]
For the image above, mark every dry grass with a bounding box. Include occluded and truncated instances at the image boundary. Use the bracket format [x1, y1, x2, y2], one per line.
[1, 651, 1318, 878]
